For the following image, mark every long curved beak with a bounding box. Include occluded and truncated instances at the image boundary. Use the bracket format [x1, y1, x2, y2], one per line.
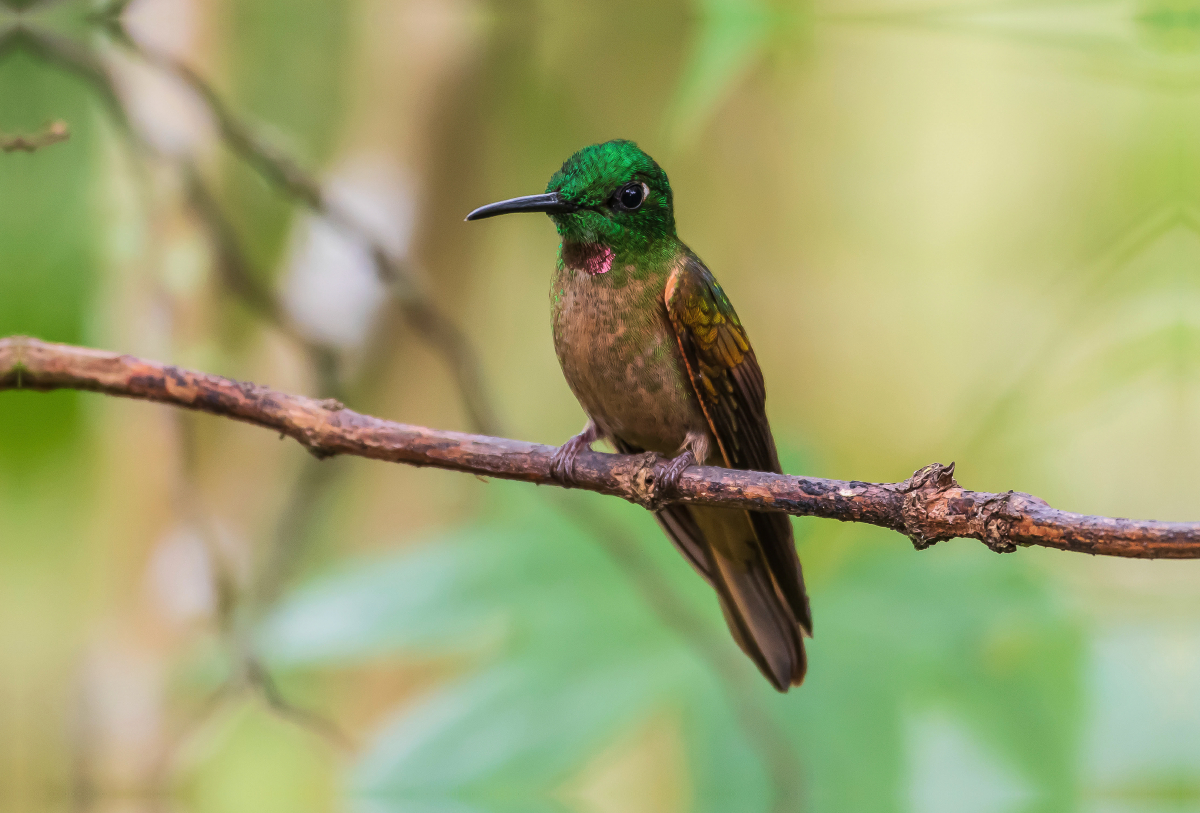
[465, 192, 579, 221]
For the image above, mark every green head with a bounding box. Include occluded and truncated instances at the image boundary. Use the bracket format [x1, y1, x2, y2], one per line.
[466, 140, 677, 256]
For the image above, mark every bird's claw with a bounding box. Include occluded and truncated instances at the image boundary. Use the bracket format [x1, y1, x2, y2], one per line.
[550, 435, 590, 484]
[655, 450, 696, 495]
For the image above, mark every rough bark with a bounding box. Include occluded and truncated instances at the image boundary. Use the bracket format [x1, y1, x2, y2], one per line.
[4, 335, 1199, 559]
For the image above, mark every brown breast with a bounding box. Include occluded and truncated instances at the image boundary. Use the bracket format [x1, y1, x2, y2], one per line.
[549, 251, 708, 455]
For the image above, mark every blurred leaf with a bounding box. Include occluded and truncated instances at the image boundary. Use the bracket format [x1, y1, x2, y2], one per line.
[263, 488, 771, 813]
[263, 476, 1083, 812]
[355, 657, 679, 797]
[783, 532, 1083, 812]
[259, 534, 515, 662]
[666, 0, 811, 147]
[667, 0, 771, 148]
[678, 675, 775, 813]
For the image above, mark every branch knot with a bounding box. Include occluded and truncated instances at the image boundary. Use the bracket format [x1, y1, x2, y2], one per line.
[980, 493, 1019, 553]
[900, 462, 959, 550]
[977, 492, 1039, 554]
[628, 453, 666, 511]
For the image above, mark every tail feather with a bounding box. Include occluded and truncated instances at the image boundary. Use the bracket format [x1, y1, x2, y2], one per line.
[690, 506, 807, 690]
[749, 511, 813, 636]
[618, 440, 809, 690]
[655, 506, 714, 587]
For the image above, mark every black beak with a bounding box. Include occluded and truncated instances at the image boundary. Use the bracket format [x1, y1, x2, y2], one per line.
[465, 192, 579, 221]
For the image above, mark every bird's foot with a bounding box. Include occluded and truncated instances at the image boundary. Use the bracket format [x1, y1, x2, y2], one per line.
[654, 450, 696, 495]
[549, 421, 600, 485]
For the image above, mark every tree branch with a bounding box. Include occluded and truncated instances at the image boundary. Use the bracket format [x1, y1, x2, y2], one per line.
[4, 335, 1199, 559]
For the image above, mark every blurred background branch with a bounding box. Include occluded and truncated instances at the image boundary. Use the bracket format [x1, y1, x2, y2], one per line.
[0, 118, 67, 152]
[109, 25, 500, 435]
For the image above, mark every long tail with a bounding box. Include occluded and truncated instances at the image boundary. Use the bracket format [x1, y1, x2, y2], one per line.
[612, 438, 809, 690]
[658, 504, 808, 691]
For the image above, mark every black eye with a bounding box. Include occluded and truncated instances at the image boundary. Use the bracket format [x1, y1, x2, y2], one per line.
[617, 182, 646, 211]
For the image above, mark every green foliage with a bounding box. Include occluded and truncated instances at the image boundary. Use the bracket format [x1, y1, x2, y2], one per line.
[261, 481, 1083, 812]
[261, 490, 761, 813]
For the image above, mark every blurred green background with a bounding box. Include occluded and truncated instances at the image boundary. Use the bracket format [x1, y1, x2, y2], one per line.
[3, 0, 1200, 810]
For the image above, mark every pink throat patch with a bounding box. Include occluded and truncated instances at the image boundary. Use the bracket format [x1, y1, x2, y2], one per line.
[563, 242, 614, 276]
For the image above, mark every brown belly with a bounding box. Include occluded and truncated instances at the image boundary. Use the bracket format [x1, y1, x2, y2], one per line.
[551, 264, 708, 456]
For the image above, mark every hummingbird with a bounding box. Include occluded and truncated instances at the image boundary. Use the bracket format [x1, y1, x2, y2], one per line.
[467, 140, 811, 690]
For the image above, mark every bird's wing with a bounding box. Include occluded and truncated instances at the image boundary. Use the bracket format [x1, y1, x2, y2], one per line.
[665, 253, 774, 470]
[664, 253, 812, 635]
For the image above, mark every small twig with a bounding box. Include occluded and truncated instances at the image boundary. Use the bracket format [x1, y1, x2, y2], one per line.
[112, 31, 500, 435]
[6, 335, 1200, 559]
[244, 657, 354, 751]
[252, 457, 343, 607]
[148, 681, 230, 795]
[178, 161, 345, 399]
[1, 120, 69, 152]
[15, 30, 134, 139]
[150, 654, 352, 791]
